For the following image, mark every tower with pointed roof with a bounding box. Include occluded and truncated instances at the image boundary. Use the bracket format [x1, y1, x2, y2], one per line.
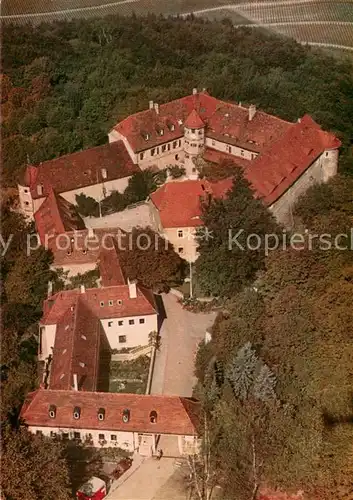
[183, 109, 205, 178]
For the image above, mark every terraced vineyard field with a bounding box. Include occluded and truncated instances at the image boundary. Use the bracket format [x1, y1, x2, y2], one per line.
[2, 0, 353, 51]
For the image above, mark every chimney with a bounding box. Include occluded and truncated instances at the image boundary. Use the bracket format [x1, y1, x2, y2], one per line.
[239, 102, 242, 107]
[47, 280, 53, 298]
[80, 285, 85, 294]
[249, 104, 256, 121]
[73, 373, 78, 391]
[297, 117, 301, 123]
[127, 278, 137, 299]
[154, 102, 159, 115]
[149, 100, 154, 110]
[192, 88, 198, 95]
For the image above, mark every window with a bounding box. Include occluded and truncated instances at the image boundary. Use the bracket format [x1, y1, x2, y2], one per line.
[100, 301, 104, 307]
[118, 320, 123, 326]
[50, 431, 56, 438]
[156, 147, 159, 154]
[167, 144, 171, 151]
[108, 300, 113, 306]
[24, 189, 28, 193]
[150, 410, 157, 423]
[62, 433, 69, 440]
[101, 168, 107, 179]
[178, 247, 184, 254]
[175, 154, 179, 160]
[226, 146, 231, 153]
[36, 430, 43, 436]
[74, 432, 81, 440]
[139, 318, 145, 324]
[111, 434, 117, 441]
[185, 154, 189, 159]
[198, 130, 202, 135]
[98, 408, 105, 421]
[25, 201, 29, 206]
[79, 362, 85, 368]
[129, 319, 135, 325]
[108, 321, 113, 327]
[178, 230, 183, 238]
[140, 152, 144, 160]
[37, 184, 43, 196]
[241, 150, 244, 156]
[117, 299, 122, 305]
[191, 129, 195, 133]
[212, 140, 215, 146]
[178, 140, 181, 147]
[162, 145, 166, 152]
[192, 143, 196, 147]
[99, 434, 105, 441]
[325, 152, 329, 157]
[119, 335, 127, 343]
[173, 141, 177, 148]
[151, 148, 155, 156]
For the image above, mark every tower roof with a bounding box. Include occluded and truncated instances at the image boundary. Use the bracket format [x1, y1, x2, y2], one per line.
[184, 109, 205, 129]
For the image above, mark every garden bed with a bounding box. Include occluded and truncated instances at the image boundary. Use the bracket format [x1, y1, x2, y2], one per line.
[109, 355, 150, 394]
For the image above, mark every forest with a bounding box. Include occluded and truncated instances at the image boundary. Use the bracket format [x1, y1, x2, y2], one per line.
[1, 13, 353, 500]
[2, 14, 353, 188]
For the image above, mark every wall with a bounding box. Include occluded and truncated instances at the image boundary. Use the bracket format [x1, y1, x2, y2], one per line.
[163, 227, 199, 263]
[60, 177, 131, 206]
[270, 149, 339, 227]
[204, 136, 257, 161]
[39, 324, 56, 361]
[30, 425, 136, 451]
[100, 313, 158, 350]
[18, 184, 35, 219]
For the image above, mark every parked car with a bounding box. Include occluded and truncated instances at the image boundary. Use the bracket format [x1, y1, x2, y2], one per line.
[111, 457, 133, 480]
[76, 476, 107, 500]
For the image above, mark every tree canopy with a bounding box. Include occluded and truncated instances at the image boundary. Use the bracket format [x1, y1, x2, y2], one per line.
[2, 15, 353, 185]
[195, 173, 353, 499]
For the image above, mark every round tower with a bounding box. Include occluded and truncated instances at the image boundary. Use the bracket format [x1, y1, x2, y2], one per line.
[183, 109, 205, 178]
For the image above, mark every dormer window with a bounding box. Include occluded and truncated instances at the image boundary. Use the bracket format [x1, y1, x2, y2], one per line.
[170, 124, 175, 131]
[178, 119, 183, 125]
[150, 410, 157, 423]
[49, 404, 56, 419]
[142, 132, 150, 141]
[122, 409, 130, 423]
[101, 168, 107, 179]
[73, 406, 81, 420]
[117, 299, 122, 305]
[98, 408, 105, 421]
[37, 184, 43, 196]
[108, 300, 113, 306]
[100, 301, 104, 307]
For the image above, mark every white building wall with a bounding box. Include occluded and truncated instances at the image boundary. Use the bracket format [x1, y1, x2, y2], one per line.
[269, 149, 339, 227]
[18, 184, 35, 219]
[100, 313, 158, 350]
[205, 136, 257, 161]
[39, 324, 57, 361]
[30, 425, 136, 451]
[163, 227, 199, 263]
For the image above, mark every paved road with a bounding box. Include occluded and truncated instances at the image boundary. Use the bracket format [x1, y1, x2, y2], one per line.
[151, 293, 216, 397]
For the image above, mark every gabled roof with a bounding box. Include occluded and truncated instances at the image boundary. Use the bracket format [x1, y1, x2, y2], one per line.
[49, 298, 106, 392]
[184, 109, 205, 129]
[249, 115, 341, 206]
[150, 179, 233, 228]
[98, 239, 126, 287]
[41, 284, 157, 326]
[34, 190, 85, 245]
[112, 91, 291, 153]
[24, 141, 139, 199]
[20, 390, 200, 435]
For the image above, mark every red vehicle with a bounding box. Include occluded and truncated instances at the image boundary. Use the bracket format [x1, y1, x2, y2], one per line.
[76, 477, 107, 500]
[111, 458, 133, 480]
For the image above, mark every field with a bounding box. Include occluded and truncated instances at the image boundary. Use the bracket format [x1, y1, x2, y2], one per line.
[2, 0, 353, 51]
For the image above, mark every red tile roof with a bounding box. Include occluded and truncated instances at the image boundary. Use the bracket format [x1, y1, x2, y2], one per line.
[150, 179, 233, 228]
[25, 141, 139, 199]
[34, 189, 85, 245]
[20, 390, 200, 435]
[98, 239, 126, 287]
[41, 284, 157, 326]
[49, 298, 106, 392]
[249, 115, 341, 206]
[113, 91, 291, 153]
[184, 109, 205, 129]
